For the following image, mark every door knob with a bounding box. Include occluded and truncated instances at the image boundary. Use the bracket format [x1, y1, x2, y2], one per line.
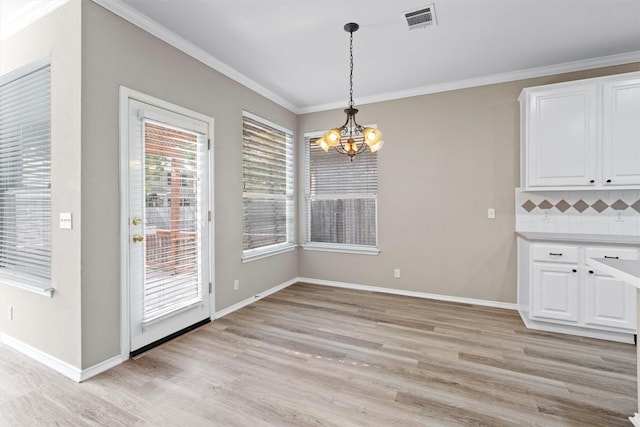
[132, 217, 142, 226]
[132, 234, 144, 243]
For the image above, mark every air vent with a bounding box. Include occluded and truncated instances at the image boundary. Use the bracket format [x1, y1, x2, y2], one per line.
[404, 5, 436, 30]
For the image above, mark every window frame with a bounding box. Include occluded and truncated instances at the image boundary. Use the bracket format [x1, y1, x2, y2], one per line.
[241, 111, 295, 263]
[303, 130, 380, 256]
[0, 59, 53, 297]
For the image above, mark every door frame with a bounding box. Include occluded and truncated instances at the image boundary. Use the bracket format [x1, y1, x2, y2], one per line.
[118, 86, 215, 359]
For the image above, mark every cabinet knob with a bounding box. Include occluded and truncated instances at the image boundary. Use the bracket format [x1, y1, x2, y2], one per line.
[589, 179, 595, 184]
[606, 179, 612, 183]
[572, 269, 577, 273]
[588, 270, 594, 274]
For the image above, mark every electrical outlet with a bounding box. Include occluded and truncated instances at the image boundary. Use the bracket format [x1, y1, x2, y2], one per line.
[487, 208, 495, 219]
[616, 211, 624, 222]
[394, 268, 400, 279]
[542, 210, 550, 220]
[233, 280, 239, 291]
[8, 305, 13, 320]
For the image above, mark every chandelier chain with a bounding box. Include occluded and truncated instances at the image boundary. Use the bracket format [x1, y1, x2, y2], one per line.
[349, 30, 354, 108]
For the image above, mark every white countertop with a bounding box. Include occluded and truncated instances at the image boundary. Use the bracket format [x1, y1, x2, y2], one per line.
[516, 231, 640, 245]
[587, 258, 640, 289]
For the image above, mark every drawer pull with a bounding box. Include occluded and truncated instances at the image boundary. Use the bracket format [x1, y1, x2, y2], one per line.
[588, 270, 594, 274]
[606, 179, 612, 183]
[572, 269, 577, 273]
[604, 256, 619, 259]
[549, 252, 563, 256]
[589, 179, 595, 184]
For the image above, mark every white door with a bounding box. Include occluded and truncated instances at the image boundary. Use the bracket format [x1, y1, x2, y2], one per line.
[531, 263, 579, 322]
[126, 97, 211, 353]
[602, 77, 640, 186]
[526, 84, 598, 188]
[584, 269, 636, 331]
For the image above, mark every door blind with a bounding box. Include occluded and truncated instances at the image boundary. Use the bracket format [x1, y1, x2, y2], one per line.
[242, 113, 294, 253]
[306, 137, 377, 247]
[143, 120, 203, 322]
[0, 64, 51, 283]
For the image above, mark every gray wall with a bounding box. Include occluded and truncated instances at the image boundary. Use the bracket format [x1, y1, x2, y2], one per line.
[80, 0, 297, 368]
[0, 1, 83, 368]
[298, 63, 640, 304]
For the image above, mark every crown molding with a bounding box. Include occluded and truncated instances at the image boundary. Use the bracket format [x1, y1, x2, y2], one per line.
[91, 0, 299, 113]
[300, 50, 640, 114]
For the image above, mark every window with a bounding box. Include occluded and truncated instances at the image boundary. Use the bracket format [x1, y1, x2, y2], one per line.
[304, 133, 379, 254]
[242, 112, 294, 261]
[0, 63, 51, 292]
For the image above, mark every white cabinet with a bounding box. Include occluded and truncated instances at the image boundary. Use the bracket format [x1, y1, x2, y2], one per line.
[603, 77, 640, 186]
[520, 71, 640, 190]
[517, 238, 638, 343]
[531, 263, 579, 322]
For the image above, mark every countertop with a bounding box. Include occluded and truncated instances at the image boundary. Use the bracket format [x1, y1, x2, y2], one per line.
[587, 258, 640, 289]
[516, 231, 640, 245]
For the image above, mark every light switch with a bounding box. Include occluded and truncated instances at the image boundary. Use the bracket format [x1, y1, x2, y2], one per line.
[487, 208, 495, 219]
[59, 212, 72, 230]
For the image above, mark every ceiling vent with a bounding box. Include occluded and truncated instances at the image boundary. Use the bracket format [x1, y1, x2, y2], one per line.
[404, 5, 437, 30]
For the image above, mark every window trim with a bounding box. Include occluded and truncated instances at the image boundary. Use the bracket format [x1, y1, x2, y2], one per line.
[241, 111, 295, 262]
[303, 130, 380, 255]
[0, 59, 53, 297]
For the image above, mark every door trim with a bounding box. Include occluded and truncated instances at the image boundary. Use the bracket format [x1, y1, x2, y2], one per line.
[119, 86, 215, 360]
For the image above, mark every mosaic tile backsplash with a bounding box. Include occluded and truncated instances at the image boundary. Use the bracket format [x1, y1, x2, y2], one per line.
[515, 189, 640, 236]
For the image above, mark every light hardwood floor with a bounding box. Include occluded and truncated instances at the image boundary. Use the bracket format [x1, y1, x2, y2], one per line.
[0, 283, 636, 426]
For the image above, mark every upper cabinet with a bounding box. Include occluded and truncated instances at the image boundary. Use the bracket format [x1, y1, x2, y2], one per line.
[520, 72, 640, 191]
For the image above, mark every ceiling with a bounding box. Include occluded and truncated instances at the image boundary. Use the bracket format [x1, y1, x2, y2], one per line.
[3, 0, 640, 113]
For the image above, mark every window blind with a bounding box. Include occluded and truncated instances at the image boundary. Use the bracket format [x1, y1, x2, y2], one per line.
[143, 120, 204, 322]
[0, 64, 51, 283]
[242, 113, 294, 254]
[306, 137, 377, 247]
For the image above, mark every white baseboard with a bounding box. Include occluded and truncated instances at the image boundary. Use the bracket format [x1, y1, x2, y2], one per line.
[0, 333, 124, 382]
[214, 277, 298, 319]
[297, 277, 518, 311]
[79, 354, 125, 382]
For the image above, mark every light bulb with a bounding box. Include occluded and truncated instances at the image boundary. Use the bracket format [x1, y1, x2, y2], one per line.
[369, 139, 384, 153]
[363, 128, 382, 146]
[324, 128, 341, 146]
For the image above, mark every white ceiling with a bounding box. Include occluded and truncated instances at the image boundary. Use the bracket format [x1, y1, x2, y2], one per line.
[3, 0, 640, 113]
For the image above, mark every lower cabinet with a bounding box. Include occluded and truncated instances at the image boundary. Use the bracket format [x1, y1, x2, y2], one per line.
[531, 263, 579, 322]
[518, 238, 638, 343]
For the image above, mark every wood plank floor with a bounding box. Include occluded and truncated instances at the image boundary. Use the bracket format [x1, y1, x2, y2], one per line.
[0, 282, 636, 426]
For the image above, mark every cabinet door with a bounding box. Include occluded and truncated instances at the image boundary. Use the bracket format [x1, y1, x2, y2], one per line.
[531, 263, 579, 322]
[584, 269, 637, 331]
[525, 84, 598, 188]
[603, 78, 640, 186]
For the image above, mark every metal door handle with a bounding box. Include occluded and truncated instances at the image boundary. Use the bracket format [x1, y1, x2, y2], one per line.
[132, 234, 144, 243]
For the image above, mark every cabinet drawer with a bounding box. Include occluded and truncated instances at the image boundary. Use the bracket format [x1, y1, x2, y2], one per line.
[585, 247, 639, 261]
[532, 245, 579, 263]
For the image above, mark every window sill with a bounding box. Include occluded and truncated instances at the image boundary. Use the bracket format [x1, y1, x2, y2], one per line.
[302, 243, 380, 256]
[0, 275, 54, 298]
[242, 244, 297, 263]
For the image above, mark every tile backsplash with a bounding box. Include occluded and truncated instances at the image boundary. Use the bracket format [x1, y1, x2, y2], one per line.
[515, 189, 640, 236]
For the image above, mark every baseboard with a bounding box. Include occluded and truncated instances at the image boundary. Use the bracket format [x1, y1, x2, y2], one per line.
[0, 332, 125, 383]
[297, 277, 518, 311]
[214, 277, 298, 319]
[0, 332, 82, 382]
[79, 354, 125, 382]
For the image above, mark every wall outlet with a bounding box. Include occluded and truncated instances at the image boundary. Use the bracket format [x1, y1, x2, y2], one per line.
[394, 268, 400, 279]
[233, 280, 239, 291]
[615, 211, 624, 222]
[487, 208, 495, 219]
[8, 305, 13, 320]
[542, 210, 550, 220]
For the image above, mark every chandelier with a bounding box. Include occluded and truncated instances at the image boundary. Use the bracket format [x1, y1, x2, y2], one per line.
[316, 22, 384, 161]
